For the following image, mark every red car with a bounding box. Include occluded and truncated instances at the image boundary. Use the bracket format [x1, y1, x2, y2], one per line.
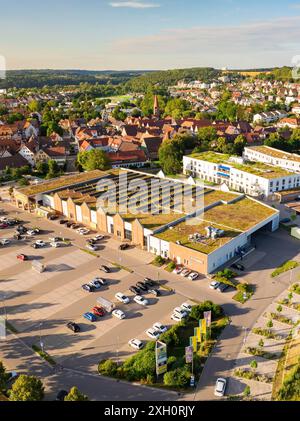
[92, 306, 105, 317]
[0, 223, 8, 229]
[17, 254, 28, 261]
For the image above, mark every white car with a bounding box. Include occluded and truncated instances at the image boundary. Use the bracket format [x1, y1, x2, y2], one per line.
[35, 240, 47, 247]
[128, 338, 144, 350]
[214, 378, 227, 397]
[180, 269, 191, 277]
[171, 313, 185, 322]
[134, 295, 148, 306]
[181, 303, 193, 313]
[173, 266, 183, 275]
[78, 228, 90, 235]
[93, 235, 104, 241]
[173, 307, 188, 318]
[112, 309, 126, 320]
[188, 272, 199, 281]
[0, 238, 10, 246]
[27, 230, 37, 236]
[210, 281, 221, 290]
[50, 242, 63, 248]
[115, 292, 130, 304]
[153, 322, 168, 334]
[86, 244, 99, 251]
[146, 328, 161, 340]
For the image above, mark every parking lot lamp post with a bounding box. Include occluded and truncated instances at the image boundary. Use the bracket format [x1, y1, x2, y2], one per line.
[243, 327, 248, 345]
[0, 296, 7, 321]
[39, 322, 44, 352]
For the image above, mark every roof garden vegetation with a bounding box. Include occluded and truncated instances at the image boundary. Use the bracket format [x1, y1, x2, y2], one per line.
[188, 151, 293, 178]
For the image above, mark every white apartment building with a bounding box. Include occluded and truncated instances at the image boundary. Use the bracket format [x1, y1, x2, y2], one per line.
[183, 152, 300, 198]
[253, 110, 287, 124]
[244, 146, 300, 173]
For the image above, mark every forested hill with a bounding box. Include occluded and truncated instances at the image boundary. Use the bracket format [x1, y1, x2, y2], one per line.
[126, 67, 221, 91]
[0, 69, 149, 89]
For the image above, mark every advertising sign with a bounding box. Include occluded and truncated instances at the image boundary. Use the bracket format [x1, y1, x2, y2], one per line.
[185, 345, 193, 363]
[156, 341, 167, 375]
[204, 311, 212, 327]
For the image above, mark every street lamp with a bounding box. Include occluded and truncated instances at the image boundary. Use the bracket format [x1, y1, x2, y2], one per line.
[39, 322, 44, 352]
[243, 327, 248, 345]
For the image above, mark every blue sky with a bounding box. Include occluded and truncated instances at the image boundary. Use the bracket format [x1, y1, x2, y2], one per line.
[0, 0, 300, 70]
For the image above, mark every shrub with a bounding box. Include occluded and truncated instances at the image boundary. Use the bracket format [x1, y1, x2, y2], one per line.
[163, 367, 191, 388]
[160, 325, 180, 346]
[189, 301, 223, 321]
[167, 356, 177, 370]
[122, 342, 156, 381]
[8, 375, 44, 401]
[153, 255, 166, 266]
[243, 385, 251, 397]
[98, 359, 118, 377]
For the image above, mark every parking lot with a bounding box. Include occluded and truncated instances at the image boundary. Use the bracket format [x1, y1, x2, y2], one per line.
[1, 202, 222, 374]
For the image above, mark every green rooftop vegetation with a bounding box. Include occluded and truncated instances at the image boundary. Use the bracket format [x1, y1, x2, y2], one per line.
[188, 151, 293, 179]
[122, 212, 185, 230]
[249, 146, 300, 163]
[155, 197, 277, 254]
[16, 170, 105, 197]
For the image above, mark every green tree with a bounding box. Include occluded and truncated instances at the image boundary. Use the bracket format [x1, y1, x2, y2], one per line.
[164, 98, 192, 119]
[233, 135, 247, 156]
[267, 320, 273, 328]
[9, 375, 44, 401]
[277, 305, 283, 313]
[64, 387, 89, 401]
[288, 292, 293, 302]
[250, 360, 258, 371]
[140, 92, 166, 117]
[77, 149, 111, 171]
[36, 161, 49, 175]
[28, 100, 40, 113]
[258, 339, 264, 349]
[163, 367, 191, 388]
[243, 385, 251, 398]
[158, 138, 184, 175]
[47, 160, 60, 178]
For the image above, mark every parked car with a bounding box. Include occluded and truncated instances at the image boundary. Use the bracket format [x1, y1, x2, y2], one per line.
[83, 312, 97, 322]
[50, 242, 63, 248]
[115, 292, 130, 304]
[93, 235, 104, 241]
[27, 230, 37, 236]
[86, 244, 99, 251]
[119, 243, 130, 251]
[0, 223, 8, 229]
[173, 307, 188, 318]
[231, 263, 245, 271]
[210, 281, 221, 290]
[90, 279, 102, 290]
[59, 219, 68, 225]
[173, 266, 183, 275]
[66, 221, 74, 228]
[153, 322, 168, 334]
[0, 238, 10, 246]
[217, 283, 229, 293]
[171, 312, 185, 322]
[82, 284, 95, 293]
[100, 265, 110, 273]
[181, 303, 193, 313]
[6, 371, 19, 384]
[188, 272, 199, 281]
[180, 269, 191, 277]
[92, 277, 106, 286]
[143, 278, 156, 287]
[214, 378, 227, 397]
[128, 339, 144, 350]
[35, 240, 47, 247]
[112, 309, 126, 320]
[92, 306, 105, 317]
[67, 322, 80, 333]
[56, 390, 68, 401]
[48, 214, 58, 221]
[71, 224, 81, 230]
[134, 295, 148, 306]
[148, 288, 161, 297]
[130, 285, 140, 295]
[136, 282, 148, 292]
[78, 228, 90, 235]
[146, 328, 160, 340]
[17, 254, 28, 261]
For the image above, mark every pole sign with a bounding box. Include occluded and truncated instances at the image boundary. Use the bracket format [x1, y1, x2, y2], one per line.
[185, 345, 193, 364]
[204, 311, 212, 327]
[156, 341, 167, 376]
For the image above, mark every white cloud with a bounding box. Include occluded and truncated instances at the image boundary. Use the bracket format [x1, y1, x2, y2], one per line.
[109, 1, 160, 8]
[107, 15, 300, 68]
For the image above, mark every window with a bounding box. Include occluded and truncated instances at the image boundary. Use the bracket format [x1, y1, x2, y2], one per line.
[125, 229, 132, 241]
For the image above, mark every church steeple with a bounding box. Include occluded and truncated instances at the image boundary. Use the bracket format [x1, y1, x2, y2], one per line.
[153, 95, 160, 118]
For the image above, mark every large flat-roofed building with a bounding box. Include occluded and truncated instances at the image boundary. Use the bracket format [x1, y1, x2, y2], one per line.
[244, 146, 300, 173]
[183, 152, 300, 198]
[13, 169, 279, 275]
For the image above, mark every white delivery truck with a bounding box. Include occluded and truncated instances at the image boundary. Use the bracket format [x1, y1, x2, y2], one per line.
[97, 297, 115, 313]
